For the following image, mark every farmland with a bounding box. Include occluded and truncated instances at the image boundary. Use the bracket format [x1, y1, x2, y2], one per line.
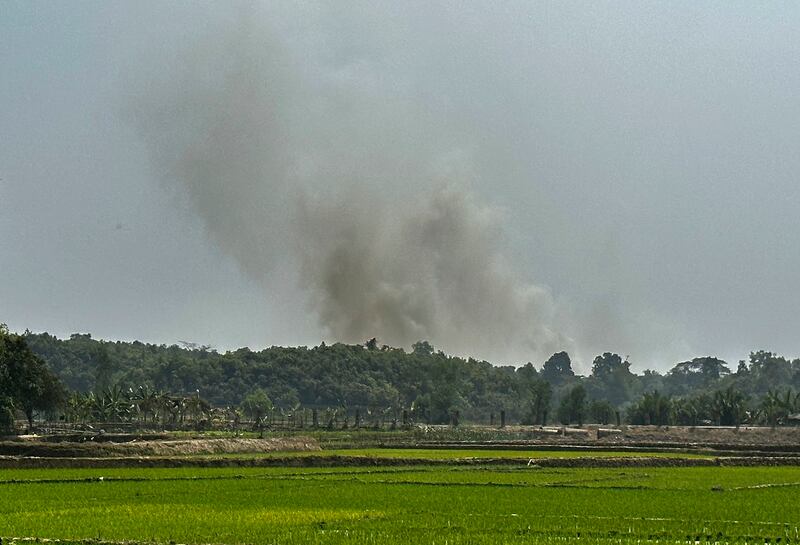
[243, 447, 715, 460]
[3, 461, 800, 544]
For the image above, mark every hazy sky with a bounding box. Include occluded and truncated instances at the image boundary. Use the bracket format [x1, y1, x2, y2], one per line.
[2, 2, 799, 372]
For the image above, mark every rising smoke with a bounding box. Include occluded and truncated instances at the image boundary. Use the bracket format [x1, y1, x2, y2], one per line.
[135, 7, 572, 364]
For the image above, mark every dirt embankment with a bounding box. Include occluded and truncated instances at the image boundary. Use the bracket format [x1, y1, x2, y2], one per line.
[2, 454, 800, 470]
[399, 425, 800, 455]
[0, 437, 320, 458]
[601, 425, 800, 448]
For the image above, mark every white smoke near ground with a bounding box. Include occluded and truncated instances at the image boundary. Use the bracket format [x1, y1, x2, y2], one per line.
[134, 8, 573, 364]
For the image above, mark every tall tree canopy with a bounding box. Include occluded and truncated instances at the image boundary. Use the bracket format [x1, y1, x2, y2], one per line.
[16, 330, 800, 426]
[0, 325, 65, 429]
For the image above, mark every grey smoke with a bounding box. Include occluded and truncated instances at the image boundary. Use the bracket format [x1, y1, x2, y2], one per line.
[135, 9, 570, 363]
[296, 185, 565, 360]
[5, 2, 798, 370]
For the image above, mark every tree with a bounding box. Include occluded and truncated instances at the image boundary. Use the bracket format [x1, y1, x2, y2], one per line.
[759, 389, 799, 427]
[711, 386, 748, 427]
[760, 390, 781, 428]
[672, 393, 712, 426]
[240, 388, 273, 426]
[131, 385, 159, 424]
[412, 340, 434, 357]
[0, 395, 15, 435]
[0, 325, 65, 430]
[541, 352, 574, 386]
[558, 384, 586, 425]
[749, 351, 793, 395]
[186, 392, 211, 425]
[639, 369, 664, 393]
[627, 391, 671, 425]
[588, 399, 615, 425]
[588, 353, 636, 407]
[520, 372, 552, 425]
[93, 344, 114, 393]
[665, 357, 730, 395]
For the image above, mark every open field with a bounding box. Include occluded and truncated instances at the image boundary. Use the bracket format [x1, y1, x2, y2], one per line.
[3, 463, 800, 544]
[0, 451, 724, 471]
[5, 427, 800, 470]
[3, 430, 800, 543]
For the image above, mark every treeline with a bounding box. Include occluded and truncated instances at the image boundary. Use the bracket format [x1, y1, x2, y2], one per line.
[15, 330, 800, 427]
[0, 325, 65, 431]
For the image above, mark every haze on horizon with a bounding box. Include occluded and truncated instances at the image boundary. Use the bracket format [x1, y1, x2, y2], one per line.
[2, 2, 799, 373]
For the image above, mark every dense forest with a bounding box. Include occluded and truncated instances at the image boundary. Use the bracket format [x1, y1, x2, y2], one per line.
[11, 329, 800, 427]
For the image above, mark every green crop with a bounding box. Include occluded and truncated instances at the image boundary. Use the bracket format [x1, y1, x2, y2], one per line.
[317, 448, 713, 459]
[178, 447, 712, 461]
[1, 465, 799, 544]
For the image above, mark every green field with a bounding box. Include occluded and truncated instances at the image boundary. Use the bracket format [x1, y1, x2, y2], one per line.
[184, 447, 713, 461]
[319, 447, 713, 460]
[2, 462, 800, 544]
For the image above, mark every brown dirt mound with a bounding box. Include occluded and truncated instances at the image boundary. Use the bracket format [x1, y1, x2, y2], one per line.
[606, 425, 800, 447]
[120, 437, 320, 456]
[0, 437, 319, 458]
[398, 425, 800, 455]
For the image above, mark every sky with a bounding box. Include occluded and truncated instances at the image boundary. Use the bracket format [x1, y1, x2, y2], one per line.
[2, 1, 799, 373]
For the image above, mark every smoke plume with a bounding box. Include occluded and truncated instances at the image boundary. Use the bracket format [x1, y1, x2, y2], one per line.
[135, 8, 571, 363]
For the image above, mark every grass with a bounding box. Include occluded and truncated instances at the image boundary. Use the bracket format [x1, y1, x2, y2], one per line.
[317, 447, 713, 459]
[168, 427, 609, 449]
[179, 447, 712, 461]
[2, 464, 800, 544]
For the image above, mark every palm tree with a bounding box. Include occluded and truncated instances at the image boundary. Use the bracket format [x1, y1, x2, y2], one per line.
[778, 389, 798, 423]
[712, 387, 748, 427]
[760, 390, 781, 427]
[629, 391, 671, 425]
[103, 385, 132, 422]
[130, 385, 159, 425]
[155, 391, 174, 425]
[185, 393, 212, 424]
[64, 392, 89, 423]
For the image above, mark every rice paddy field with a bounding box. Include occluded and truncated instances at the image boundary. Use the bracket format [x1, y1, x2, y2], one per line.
[188, 447, 714, 460]
[2, 457, 800, 544]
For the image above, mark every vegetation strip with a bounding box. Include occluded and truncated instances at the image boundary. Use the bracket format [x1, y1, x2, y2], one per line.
[4, 453, 800, 470]
[0, 470, 672, 492]
[8, 327, 800, 434]
[392, 441, 800, 456]
[0, 467, 435, 485]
